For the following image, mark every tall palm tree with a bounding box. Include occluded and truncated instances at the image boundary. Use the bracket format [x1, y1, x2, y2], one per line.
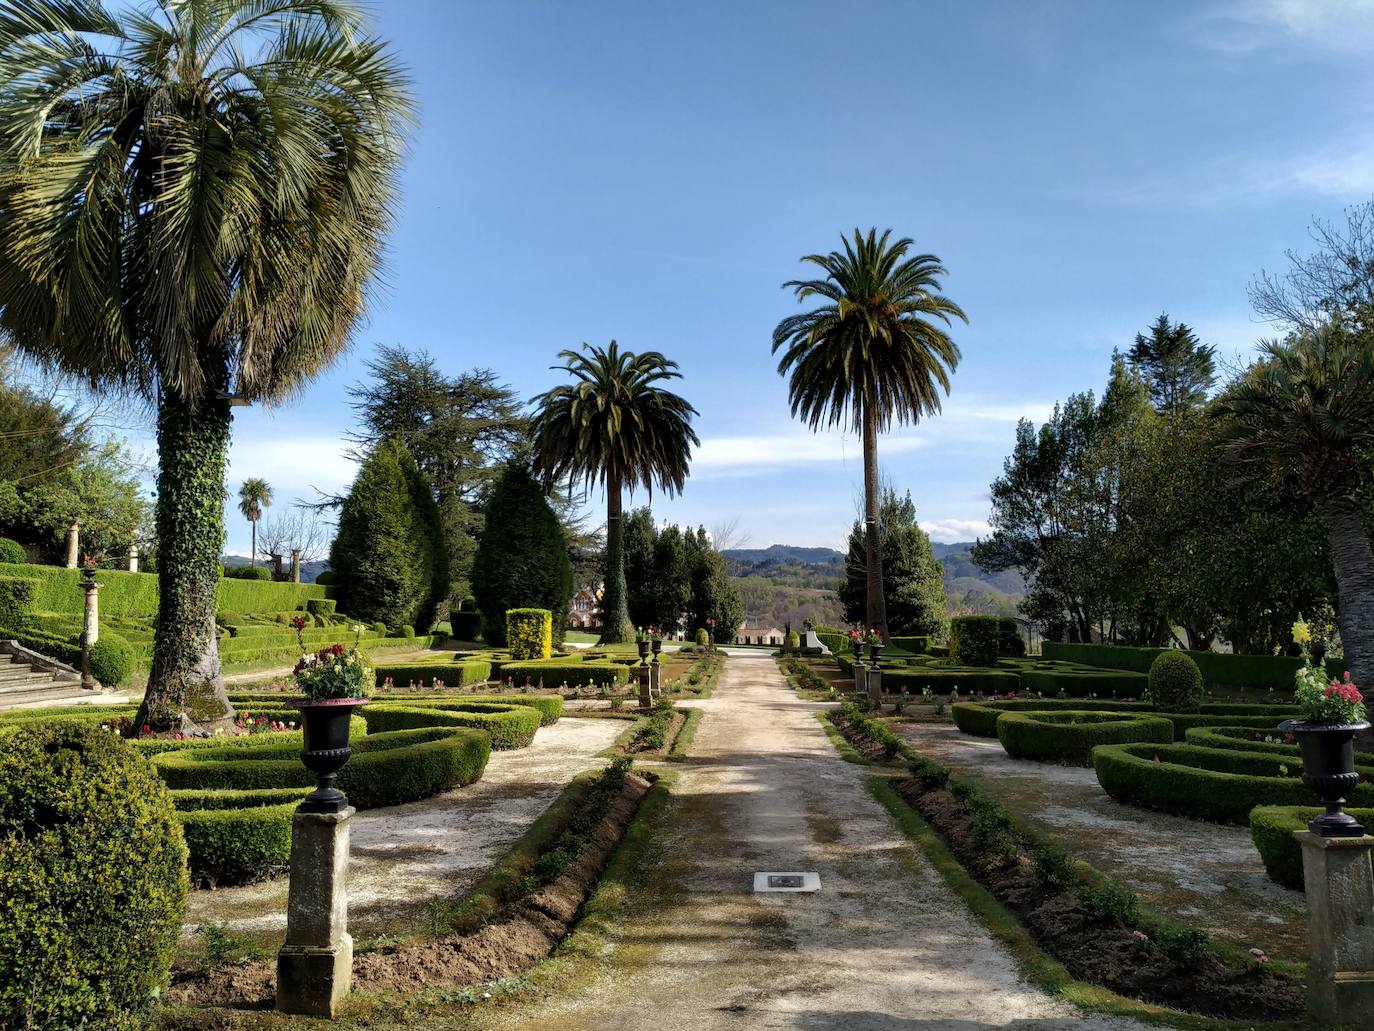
[238, 479, 273, 570]
[1219, 326, 1374, 686]
[0, 1, 412, 732]
[773, 228, 966, 643]
[530, 342, 698, 644]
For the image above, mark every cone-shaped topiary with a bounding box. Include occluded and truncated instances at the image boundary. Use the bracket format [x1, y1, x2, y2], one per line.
[0, 723, 188, 1029]
[1147, 650, 1203, 712]
[470, 465, 572, 647]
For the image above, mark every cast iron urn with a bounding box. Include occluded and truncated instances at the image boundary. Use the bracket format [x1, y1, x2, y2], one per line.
[294, 698, 367, 814]
[851, 639, 863, 662]
[651, 637, 663, 657]
[868, 642, 884, 670]
[1278, 718, 1372, 837]
[637, 639, 650, 662]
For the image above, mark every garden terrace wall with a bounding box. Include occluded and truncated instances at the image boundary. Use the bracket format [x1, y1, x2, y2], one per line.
[0, 561, 331, 619]
[1092, 741, 1374, 824]
[995, 711, 1173, 765]
[1042, 641, 1343, 689]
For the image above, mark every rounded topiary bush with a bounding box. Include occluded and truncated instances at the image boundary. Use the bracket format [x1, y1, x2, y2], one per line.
[88, 632, 135, 687]
[0, 536, 23, 564]
[1148, 651, 1203, 712]
[0, 723, 188, 1029]
[784, 630, 800, 653]
[695, 627, 710, 647]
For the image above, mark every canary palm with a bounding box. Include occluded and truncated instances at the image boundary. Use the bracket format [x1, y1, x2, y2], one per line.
[0, 0, 412, 730]
[238, 479, 273, 570]
[531, 342, 699, 643]
[773, 228, 966, 642]
[1220, 326, 1374, 685]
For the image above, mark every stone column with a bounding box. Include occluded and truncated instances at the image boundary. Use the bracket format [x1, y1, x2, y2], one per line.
[867, 667, 883, 711]
[277, 807, 355, 1017]
[637, 665, 651, 708]
[650, 653, 661, 699]
[64, 521, 79, 569]
[80, 578, 100, 690]
[1297, 831, 1374, 1025]
[127, 544, 139, 573]
[290, 549, 302, 584]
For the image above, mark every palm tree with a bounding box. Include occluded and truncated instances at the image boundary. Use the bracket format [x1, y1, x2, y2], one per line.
[0, 1, 412, 732]
[238, 479, 274, 570]
[772, 228, 966, 643]
[1219, 326, 1374, 686]
[530, 342, 698, 644]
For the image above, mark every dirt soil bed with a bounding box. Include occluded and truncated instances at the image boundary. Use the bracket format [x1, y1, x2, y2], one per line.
[891, 719, 1308, 961]
[890, 776, 1304, 1020]
[168, 773, 652, 1009]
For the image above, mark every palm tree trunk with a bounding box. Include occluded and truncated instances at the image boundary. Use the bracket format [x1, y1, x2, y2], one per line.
[599, 479, 633, 644]
[249, 519, 257, 569]
[134, 388, 236, 734]
[862, 402, 890, 643]
[1322, 503, 1374, 688]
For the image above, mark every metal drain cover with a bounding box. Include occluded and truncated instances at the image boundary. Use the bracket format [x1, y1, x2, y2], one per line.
[753, 871, 820, 893]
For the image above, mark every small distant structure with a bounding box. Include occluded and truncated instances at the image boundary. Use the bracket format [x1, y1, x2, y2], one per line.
[568, 583, 602, 631]
[735, 625, 784, 647]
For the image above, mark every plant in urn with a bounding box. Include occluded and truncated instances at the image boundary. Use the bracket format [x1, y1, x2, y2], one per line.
[1280, 664, 1369, 836]
[290, 618, 372, 813]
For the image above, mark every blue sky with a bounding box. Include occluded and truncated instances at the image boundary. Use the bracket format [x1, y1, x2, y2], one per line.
[192, 0, 1374, 555]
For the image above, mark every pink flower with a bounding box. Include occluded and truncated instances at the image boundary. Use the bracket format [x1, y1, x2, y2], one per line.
[1249, 947, 1268, 965]
[1131, 930, 1149, 944]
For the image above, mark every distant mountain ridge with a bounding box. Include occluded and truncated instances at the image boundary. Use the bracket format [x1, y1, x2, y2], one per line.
[722, 544, 845, 566]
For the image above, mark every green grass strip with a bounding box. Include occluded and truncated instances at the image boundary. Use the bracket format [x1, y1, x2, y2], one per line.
[815, 711, 868, 765]
[667, 707, 702, 761]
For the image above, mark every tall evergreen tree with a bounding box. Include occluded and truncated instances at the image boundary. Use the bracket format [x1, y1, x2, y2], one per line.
[773, 229, 966, 643]
[622, 507, 659, 630]
[840, 489, 947, 635]
[330, 442, 446, 633]
[0, 1, 412, 731]
[1128, 314, 1216, 414]
[470, 464, 573, 646]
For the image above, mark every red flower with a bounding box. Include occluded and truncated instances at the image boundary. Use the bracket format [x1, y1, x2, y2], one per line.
[291, 616, 308, 630]
[142, 724, 151, 736]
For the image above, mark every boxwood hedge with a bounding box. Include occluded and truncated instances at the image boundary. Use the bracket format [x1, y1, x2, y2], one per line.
[360, 701, 543, 749]
[995, 711, 1174, 765]
[498, 660, 630, 688]
[173, 792, 302, 887]
[951, 698, 1297, 741]
[372, 658, 492, 689]
[1093, 742, 1374, 824]
[1249, 805, 1374, 890]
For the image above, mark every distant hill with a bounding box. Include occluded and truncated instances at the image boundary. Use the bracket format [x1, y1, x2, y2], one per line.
[726, 540, 1025, 626]
[222, 554, 329, 584]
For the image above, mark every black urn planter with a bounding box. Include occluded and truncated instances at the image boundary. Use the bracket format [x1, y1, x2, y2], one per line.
[851, 640, 863, 662]
[651, 638, 663, 657]
[868, 642, 884, 670]
[294, 698, 367, 814]
[1278, 719, 1371, 837]
[637, 640, 650, 665]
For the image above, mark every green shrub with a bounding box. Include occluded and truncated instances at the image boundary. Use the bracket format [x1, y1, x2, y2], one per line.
[450, 611, 482, 641]
[1249, 805, 1374, 890]
[328, 440, 447, 635]
[224, 565, 272, 580]
[0, 574, 36, 629]
[995, 711, 1174, 765]
[373, 658, 492, 689]
[215, 609, 245, 628]
[1017, 666, 1148, 699]
[507, 608, 553, 660]
[875, 665, 1019, 695]
[997, 618, 1027, 657]
[174, 793, 301, 886]
[471, 465, 573, 648]
[153, 727, 492, 809]
[0, 724, 188, 1029]
[890, 635, 930, 654]
[1093, 741, 1374, 824]
[314, 570, 336, 585]
[950, 698, 1297, 740]
[402, 624, 415, 638]
[784, 630, 800, 653]
[307, 598, 338, 618]
[1076, 879, 1139, 925]
[0, 538, 23, 564]
[500, 659, 629, 688]
[948, 615, 1000, 667]
[1042, 640, 1342, 689]
[362, 702, 543, 750]
[88, 632, 135, 687]
[1148, 651, 1203, 712]
[695, 627, 710, 647]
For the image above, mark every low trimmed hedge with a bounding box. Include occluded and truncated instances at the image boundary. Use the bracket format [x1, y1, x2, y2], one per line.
[499, 660, 630, 688]
[361, 702, 543, 749]
[373, 658, 492, 689]
[951, 699, 1297, 741]
[1042, 640, 1343, 689]
[151, 726, 492, 809]
[890, 635, 930, 654]
[224, 691, 564, 727]
[1093, 742, 1374, 824]
[996, 711, 1174, 765]
[1249, 805, 1374, 890]
[876, 666, 1020, 694]
[173, 792, 302, 887]
[1017, 667, 1147, 699]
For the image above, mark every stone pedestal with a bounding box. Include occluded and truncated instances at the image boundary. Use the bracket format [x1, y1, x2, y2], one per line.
[867, 668, 883, 710]
[1298, 831, 1374, 1026]
[80, 580, 100, 690]
[64, 521, 79, 569]
[126, 544, 138, 573]
[277, 807, 355, 1018]
[290, 548, 302, 584]
[650, 656, 661, 699]
[637, 667, 651, 708]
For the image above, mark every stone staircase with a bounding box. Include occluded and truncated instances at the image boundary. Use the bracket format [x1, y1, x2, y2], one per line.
[0, 643, 100, 709]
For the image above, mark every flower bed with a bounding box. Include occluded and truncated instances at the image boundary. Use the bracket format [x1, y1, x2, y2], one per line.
[1092, 741, 1374, 824]
[995, 711, 1173, 765]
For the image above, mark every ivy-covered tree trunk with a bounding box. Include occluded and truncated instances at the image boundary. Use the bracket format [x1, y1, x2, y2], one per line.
[599, 480, 634, 644]
[861, 403, 890, 643]
[1323, 503, 1374, 689]
[134, 388, 235, 734]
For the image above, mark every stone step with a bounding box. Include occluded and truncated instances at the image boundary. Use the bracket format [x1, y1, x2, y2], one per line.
[0, 681, 101, 709]
[0, 665, 43, 682]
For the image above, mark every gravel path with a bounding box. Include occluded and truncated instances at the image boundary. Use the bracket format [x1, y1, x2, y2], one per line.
[891, 720, 1307, 960]
[184, 716, 623, 939]
[479, 654, 1143, 1031]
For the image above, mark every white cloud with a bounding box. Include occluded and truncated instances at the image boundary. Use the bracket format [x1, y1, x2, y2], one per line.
[691, 430, 926, 476]
[920, 518, 992, 544]
[1191, 0, 1374, 55]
